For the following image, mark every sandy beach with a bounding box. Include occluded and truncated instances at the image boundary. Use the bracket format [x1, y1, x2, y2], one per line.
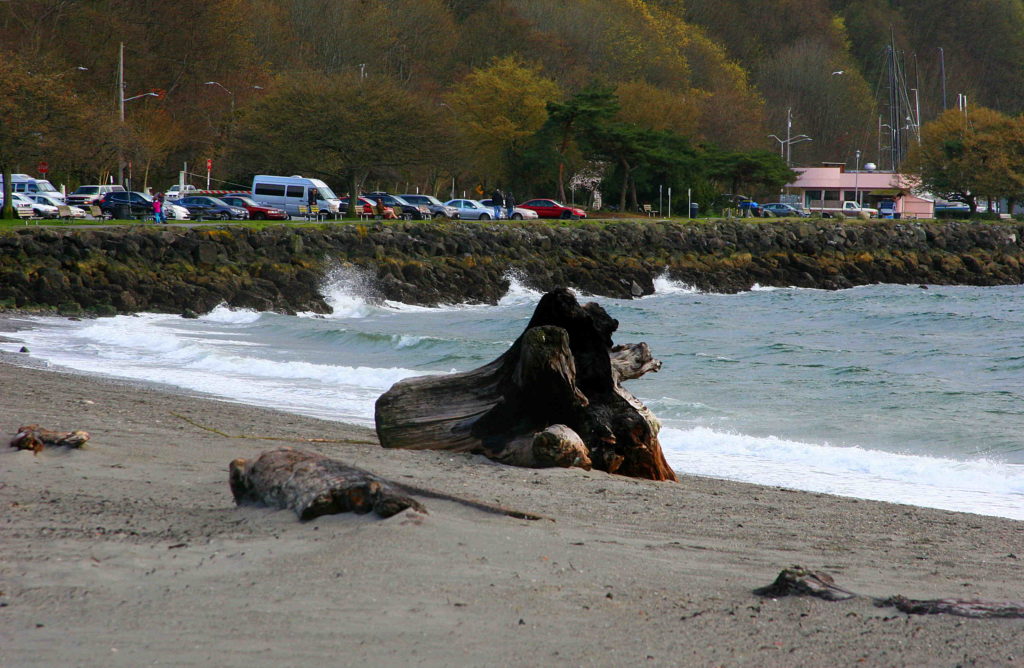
[1, 345, 1022, 666]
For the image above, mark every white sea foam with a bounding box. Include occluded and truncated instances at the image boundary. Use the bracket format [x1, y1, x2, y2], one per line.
[313, 264, 377, 319]
[652, 271, 699, 295]
[660, 426, 1024, 520]
[201, 304, 263, 324]
[394, 334, 425, 348]
[498, 270, 544, 306]
[9, 314, 431, 427]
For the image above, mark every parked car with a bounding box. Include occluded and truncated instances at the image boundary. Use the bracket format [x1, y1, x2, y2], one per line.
[479, 198, 540, 220]
[219, 194, 289, 220]
[518, 198, 587, 219]
[16, 193, 58, 218]
[0, 174, 64, 199]
[175, 196, 249, 220]
[397, 194, 458, 219]
[2, 194, 35, 218]
[444, 198, 501, 220]
[98, 191, 158, 219]
[338, 196, 396, 218]
[27, 194, 87, 218]
[67, 184, 125, 207]
[364, 192, 430, 220]
[162, 200, 191, 220]
[761, 202, 809, 217]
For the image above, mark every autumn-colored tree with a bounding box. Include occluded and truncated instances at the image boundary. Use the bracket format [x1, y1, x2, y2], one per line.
[127, 109, 186, 192]
[906, 107, 1024, 212]
[0, 54, 84, 218]
[445, 56, 561, 184]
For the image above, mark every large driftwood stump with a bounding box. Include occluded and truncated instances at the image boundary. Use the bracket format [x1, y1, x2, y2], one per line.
[375, 288, 677, 481]
[229, 447, 426, 520]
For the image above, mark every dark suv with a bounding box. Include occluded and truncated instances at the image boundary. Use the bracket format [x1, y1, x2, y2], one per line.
[98, 191, 155, 219]
[364, 192, 430, 220]
[397, 194, 457, 219]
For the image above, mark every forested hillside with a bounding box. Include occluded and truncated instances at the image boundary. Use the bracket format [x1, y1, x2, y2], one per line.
[3, 0, 1023, 210]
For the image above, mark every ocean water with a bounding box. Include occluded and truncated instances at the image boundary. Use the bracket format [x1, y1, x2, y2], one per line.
[3, 270, 1023, 521]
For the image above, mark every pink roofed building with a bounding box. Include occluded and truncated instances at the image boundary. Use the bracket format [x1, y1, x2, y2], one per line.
[786, 164, 934, 218]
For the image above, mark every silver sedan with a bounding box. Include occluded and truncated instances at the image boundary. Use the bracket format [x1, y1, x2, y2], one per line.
[479, 199, 539, 220]
[444, 198, 501, 220]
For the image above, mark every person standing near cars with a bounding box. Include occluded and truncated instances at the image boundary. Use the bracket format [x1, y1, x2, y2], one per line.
[153, 193, 164, 224]
[490, 188, 504, 219]
[504, 191, 516, 219]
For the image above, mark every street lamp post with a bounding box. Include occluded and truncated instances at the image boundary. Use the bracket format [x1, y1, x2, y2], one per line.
[768, 133, 813, 165]
[768, 107, 812, 165]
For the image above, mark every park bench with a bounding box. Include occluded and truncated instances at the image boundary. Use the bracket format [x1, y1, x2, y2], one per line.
[57, 205, 75, 222]
[641, 203, 658, 217]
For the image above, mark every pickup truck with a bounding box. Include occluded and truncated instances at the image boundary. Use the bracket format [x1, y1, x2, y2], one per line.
[165, 184, 198, 200]
[810, 201, 878, 218]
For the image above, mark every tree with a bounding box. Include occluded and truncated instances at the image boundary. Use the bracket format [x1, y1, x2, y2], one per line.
[0, 53, 82, 219]
[445, 56, 561, 184]
[705, 149, 796, 201]
[906, 107, 1024, 212]
[544, 87, 620, 203]
[229, 72, 445, 218]
[127, 109, 185, 192]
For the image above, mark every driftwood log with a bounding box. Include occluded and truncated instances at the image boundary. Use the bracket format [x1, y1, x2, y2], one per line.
[756, 566, 1024, 619]
[229, 447, 548, 521]
[375, 288, 676, 481]
[229, 447, 426, 520]
[10, 425, 90, 454]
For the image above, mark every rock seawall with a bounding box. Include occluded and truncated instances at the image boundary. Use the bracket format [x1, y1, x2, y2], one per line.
[1, 220, 1022, 315]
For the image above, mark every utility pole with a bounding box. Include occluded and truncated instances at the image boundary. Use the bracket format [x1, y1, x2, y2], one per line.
[118, 42, 125, 188]
[786, 107, 792, 166]
[939, 47, 947, 110]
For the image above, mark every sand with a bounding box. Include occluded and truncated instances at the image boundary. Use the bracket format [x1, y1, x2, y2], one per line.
[1, 348, 1022, 667]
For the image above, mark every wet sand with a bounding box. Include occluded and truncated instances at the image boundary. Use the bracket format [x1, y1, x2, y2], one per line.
[1, 351, 1022, 667]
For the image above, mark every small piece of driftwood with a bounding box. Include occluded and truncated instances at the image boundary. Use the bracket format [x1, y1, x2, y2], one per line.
[753, 566, 856, 601]
[375, 288, 677, 481]
[756, 566, 1024, 619]
[230, 447, 426, 520]
[10, 425, 90, 454]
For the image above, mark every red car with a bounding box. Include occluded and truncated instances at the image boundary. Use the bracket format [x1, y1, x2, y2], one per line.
[519, 198, 587, 219]
[338, 196, 396, 218]
[219, 195, 289, 220]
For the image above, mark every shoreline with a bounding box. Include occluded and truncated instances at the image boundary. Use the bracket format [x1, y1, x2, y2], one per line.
[2, 354, 1022, 666]
[3, 307, 1021, 524]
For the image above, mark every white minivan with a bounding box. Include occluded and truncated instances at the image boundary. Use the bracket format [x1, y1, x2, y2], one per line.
[250, 175, 342, 216]
[0, 174, 64, 200]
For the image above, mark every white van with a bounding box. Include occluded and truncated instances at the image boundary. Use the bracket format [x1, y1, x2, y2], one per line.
[250, 175, 341, 216]
[0, 174, 64, 200]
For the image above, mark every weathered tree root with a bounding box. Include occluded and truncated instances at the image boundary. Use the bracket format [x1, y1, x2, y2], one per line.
[10, 425, 90, 454]
[229, 447, 549, 522]
[756, 566, 1024, 619]
[375, 288, 677, 481]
